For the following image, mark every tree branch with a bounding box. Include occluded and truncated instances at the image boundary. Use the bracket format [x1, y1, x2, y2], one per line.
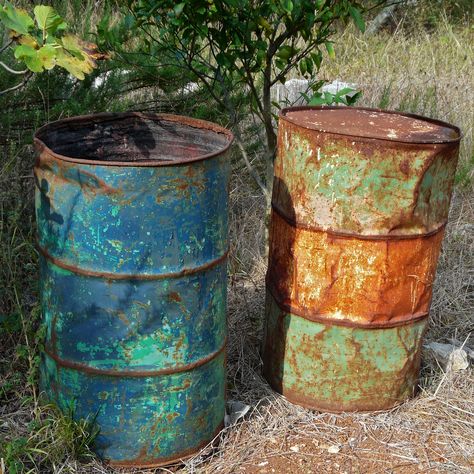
[0, 72, 32, 96]
[234, 133, 270, 199]
[0, 60, 28, 75]
[0, 39, 13, 55]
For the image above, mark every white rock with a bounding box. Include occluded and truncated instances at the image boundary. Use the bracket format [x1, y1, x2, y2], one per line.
[447, 348, 470, 372]
[224, 400, 251, 427]
[425, 341, 471, 372]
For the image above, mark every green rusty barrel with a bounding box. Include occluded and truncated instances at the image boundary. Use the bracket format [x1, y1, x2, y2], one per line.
[34, 112, 233, 467]
[263, 106, 460, 412]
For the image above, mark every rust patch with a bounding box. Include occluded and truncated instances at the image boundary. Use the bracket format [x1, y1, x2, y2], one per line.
[400, 159, 410, 175]
[267, 210, 443, 325]
[168, 292, 182, 303]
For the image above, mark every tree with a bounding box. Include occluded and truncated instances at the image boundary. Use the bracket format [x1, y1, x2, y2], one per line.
[0, 2, 104, 96]
[117, 0, 384, 200]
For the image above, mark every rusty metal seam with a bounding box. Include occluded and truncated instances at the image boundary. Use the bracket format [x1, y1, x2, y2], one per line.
[275, 384, 410, 414]
[37, 243, 229, 280]
[34, 112, 234, 167]
[107, 421, 225, 468]
[271, 202, 447, 240]
[279, 105, 461, 144]
[43, 337, 227, 377]
[266, 283, 429, 329]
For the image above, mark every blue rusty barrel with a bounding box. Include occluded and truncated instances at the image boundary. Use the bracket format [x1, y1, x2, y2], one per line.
[263, 106, 461, 412]
[34, 112, 233, 467]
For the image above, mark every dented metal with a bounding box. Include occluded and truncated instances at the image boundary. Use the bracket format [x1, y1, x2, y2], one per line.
[263, 106, 460, 412]
[34, 112, 233, 466]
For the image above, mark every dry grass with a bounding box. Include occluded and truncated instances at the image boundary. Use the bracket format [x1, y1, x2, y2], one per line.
[1, 11, 474, 474]
[320, 19, 474, 188]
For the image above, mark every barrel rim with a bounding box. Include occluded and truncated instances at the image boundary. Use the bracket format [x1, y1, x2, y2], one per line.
[279, 105, 461, 144]
[34, 112, 234, 167]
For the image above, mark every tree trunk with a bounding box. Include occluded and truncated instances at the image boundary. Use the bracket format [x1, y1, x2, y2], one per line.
[262, 67, 277, 258]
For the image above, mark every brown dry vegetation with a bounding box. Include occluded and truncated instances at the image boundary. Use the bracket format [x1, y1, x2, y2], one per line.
[1, 4, 473, 474]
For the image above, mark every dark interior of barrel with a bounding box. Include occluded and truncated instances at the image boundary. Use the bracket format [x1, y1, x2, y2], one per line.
[37, 115, 230, 162]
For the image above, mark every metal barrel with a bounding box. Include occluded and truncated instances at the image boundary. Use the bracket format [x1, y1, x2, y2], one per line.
[34, 112, 233, 467]
[263, 106, 460, 412]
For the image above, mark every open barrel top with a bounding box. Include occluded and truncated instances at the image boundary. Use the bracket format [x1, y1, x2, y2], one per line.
[34, 112, 233, 166]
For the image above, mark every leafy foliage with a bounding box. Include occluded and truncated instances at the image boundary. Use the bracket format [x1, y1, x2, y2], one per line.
[117, 0, 382, 195]
[0, 1, 104, 79]
[0, 404, 99, 473]
[306, 82, 362, 106]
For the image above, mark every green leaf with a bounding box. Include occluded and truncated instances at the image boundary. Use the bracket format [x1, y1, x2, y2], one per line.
[281, 0, 293, 14]
[349, 6, 365, 33]
[299, 58, 307, 76]
[61, 34, 86, 58]
[276, 45, 293, 61]
[37, 44, 56, 70]
[17, 34, 38, 48]
[24, 54, 43, 72]
[346, 90, 362, 106]
[308, 94, 327, 106]
[0, 1, 34, 35]
[335, 87, 355, 97]
[14, 44, 37, 60]
[310, 80, 326, 93]
[34, 5, 66, 34]
[325, 41, 335, 59]
[174, 2, 185, 16]
[56, 40, 98, 80]
[311, 50, 322, 69]
[271, 100, 282, 110]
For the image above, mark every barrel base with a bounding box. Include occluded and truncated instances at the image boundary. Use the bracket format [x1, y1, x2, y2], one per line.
[265, 376, 412, 414]
[40, 350, 226, 465]
[262, 292, 428, 413]
[106, 422, 224, 469]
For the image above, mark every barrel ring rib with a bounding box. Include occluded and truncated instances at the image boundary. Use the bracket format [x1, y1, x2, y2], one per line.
[38, 243, 229, 280]
[43, 337, 227, 377]
[271, 202, 446, 241]
[266, 281, 429, 329]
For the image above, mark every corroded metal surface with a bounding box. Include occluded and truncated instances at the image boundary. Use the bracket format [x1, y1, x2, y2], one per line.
[274, 107, 460, 236]
[34, 112, 233, 466]
[263, 292, 428, 412]
[263, 106, 460, 412]
[267, 210, 444, 326]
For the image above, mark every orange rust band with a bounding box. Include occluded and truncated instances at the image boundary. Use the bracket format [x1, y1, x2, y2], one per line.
[271, 202, 447, 241]
[107, 421, 225, 468]
[266, 282, 429, 329]
[37, 243, 229, 280]
[43, 337, 227, 378]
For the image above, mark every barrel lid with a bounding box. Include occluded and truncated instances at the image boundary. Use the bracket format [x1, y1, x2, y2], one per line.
[280, 106, 460, 144]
